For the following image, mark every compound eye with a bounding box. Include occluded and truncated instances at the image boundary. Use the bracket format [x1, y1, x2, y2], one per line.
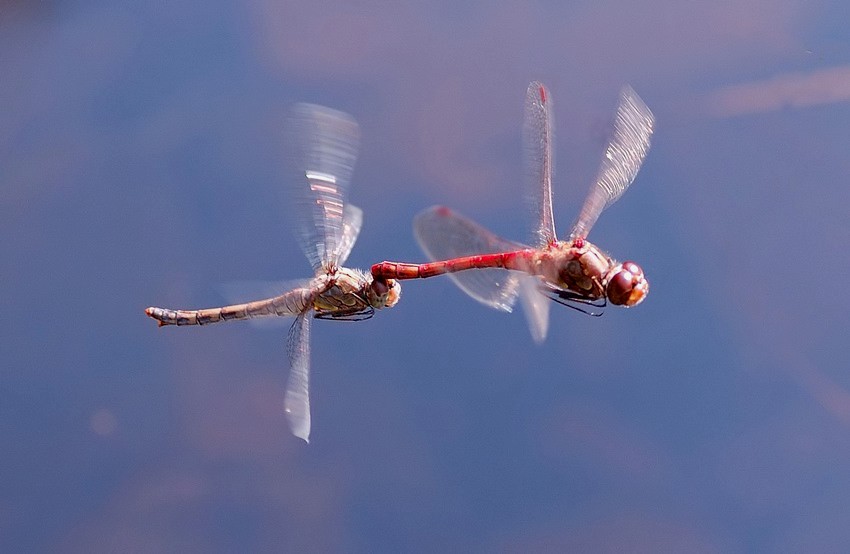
[371, 279, 389, 298]
[607, 261, 649, 307]
[369, 278, 401, 308]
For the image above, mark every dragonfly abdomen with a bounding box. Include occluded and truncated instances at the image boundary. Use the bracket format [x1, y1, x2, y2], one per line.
[371, 250, 536, 281]
[145, 288, 314, 326]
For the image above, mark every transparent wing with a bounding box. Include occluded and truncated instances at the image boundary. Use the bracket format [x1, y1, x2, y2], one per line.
[218, 279, 313, 328]
[517, 275, 550, 344]
[285, 312, 312, 443]
[288, 103, 360, 273]
[414, 206, 527, 312]
[524, 81, 557, 246]
[335, 204, 363, 267]
[570, 86, 654, 239]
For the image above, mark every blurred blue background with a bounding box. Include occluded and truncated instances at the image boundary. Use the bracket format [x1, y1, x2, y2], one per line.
[3, 1, 850, 551]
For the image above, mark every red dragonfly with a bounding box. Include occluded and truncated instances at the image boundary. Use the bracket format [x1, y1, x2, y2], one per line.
[146, 104, 401, 442]
[372, 82, 654, 342]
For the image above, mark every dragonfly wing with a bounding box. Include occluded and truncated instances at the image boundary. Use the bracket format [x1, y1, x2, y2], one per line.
[285, 312, 312, 443]
[570, 86, 654, 239]
[524, 81, 557, 246]
[335, 204, 363, 267]
[517, 275, 550, 343]
[288, 103, 360, 272]
[414, 206, 526, 312]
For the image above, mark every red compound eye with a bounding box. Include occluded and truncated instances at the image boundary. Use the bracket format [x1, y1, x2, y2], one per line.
[607, 261, 649, 307]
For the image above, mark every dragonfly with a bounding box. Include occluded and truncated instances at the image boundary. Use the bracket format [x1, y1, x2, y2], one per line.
[371, 81, 653, 343]
[146, 103, 401, 442]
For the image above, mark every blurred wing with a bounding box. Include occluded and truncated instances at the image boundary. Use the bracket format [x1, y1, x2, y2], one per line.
[288, 103, 360, 272]
[335, 204, 363, 267]
[285, 312, 312, 443]
[414, 206, 526, 312]
[524, 81, 557, 246]
[218, 279, 312, 328]
[517, 275, 550, 343]
[570, 86, 654, 239]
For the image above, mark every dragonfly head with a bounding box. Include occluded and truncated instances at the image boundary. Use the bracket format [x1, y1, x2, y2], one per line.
[368, 277, 401, 309]
[606, 261, 648, 307]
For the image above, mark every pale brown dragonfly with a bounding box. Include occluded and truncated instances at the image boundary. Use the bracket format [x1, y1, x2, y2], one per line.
[146, 104, 400, 442]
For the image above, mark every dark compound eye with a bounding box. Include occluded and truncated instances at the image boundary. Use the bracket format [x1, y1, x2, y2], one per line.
[607, 261, 649, 307]
[371, 279, 389, 297]
[622, 261, 642, 277]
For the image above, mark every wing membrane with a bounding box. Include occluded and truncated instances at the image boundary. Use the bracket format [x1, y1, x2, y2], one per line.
[285, 312, 312, 442]
[524, 81, 557, 246]
[288, 104, 360, 272]
[414, 206, 526, 312]
[335, 204, 363, 267]
[517, 275, 550, 343]
[571, 86, 654, 239]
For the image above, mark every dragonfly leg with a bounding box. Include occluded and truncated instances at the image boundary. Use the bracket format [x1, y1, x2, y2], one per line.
[538, 284, 606, 316]
[314, 306, 375, 322]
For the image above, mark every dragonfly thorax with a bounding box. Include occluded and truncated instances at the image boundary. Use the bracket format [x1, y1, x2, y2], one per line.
[311, 269, 370, 316]
[312, 268, 400, 318]
[537, 240, 611, 300]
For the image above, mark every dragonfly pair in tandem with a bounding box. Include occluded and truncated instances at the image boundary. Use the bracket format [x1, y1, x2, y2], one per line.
[145, 81, 655, 442]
